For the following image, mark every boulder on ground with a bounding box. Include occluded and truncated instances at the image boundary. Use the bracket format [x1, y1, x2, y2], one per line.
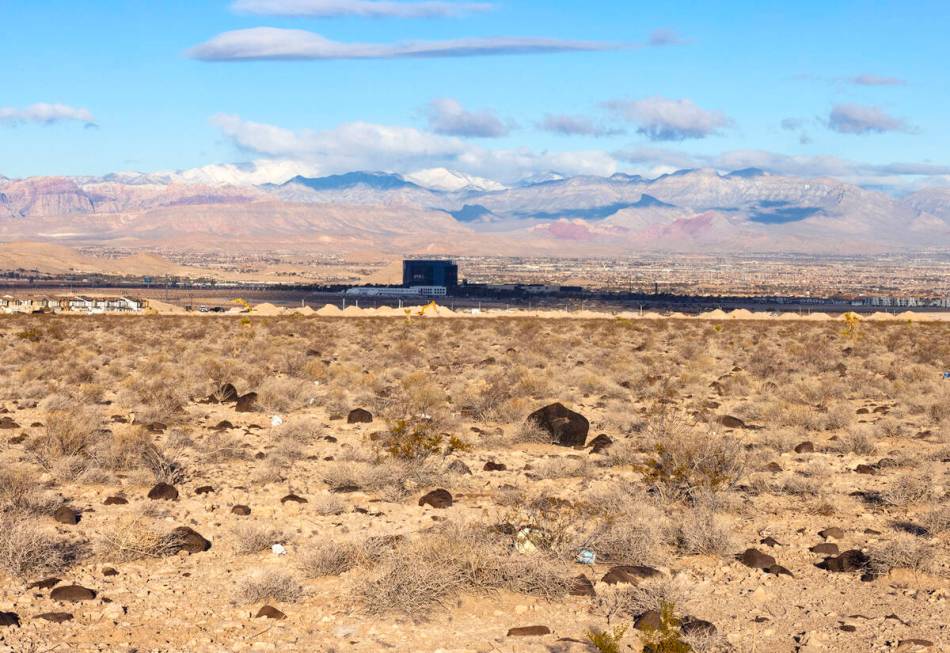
[147, 483, 178, 501]
[50, 585, 96, 602]
[347, 408, 373, 424]
[167, 527, 211, 554]
[526, 403, 589, 447]
[418, 489, 453, 509]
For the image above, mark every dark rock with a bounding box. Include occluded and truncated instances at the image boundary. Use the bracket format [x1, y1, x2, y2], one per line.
[855, 464, 877, 475]
[0, 611, 19, 627]
[507, 625, 551, 637]
[102, 567, 119, 577]
[231, 505, 251, 516]
[235, 392, 258, 413]
[819, 527, 845, 540]
[856, 407, 870, 415]
[817, 549, 869, 573]
[0, 416, 20, 429]
[194, 485, 215, 495]
[217, 383, 239, 403]
[483, 461, 507, 472]
[876, 457, 899, 468]
[526, 403, 589, 447]
[587, 434, 613, 454]
[760, 536, 782, 547]
[765, 462, 783, 472]
[810, 543, 840, 555]
[27, 577, 60, 590]
[718, 415, 747, 429]
[167, 527, 211, 554]
[634, 610, 664, 631]
[601, 565, 662, 585]
[738, 548, 776, 570]
[839, 624, 857, 632]
[568, 574, 595, 597]
[147, 422, 167, 433]
[53, 506, 80, 525]
[281, 494, 308, 504]
[50, 585, 96, 602]
[36, 612, 73, 623]
[680, 617, 717, 637]
[147, 483, 178, 501]
[765, 564, 794, 577]
[897, 639, 934, 649]
[329, 484, 361, 493]
[418, 489, 453, 509]
[103, 495, 128, 505]
[447, 459, 472, 475]
[256, 605, 286, 620]
[794, 441, 815, 454]
[212, 420, 234, 431]
[347, 408, 373, 424]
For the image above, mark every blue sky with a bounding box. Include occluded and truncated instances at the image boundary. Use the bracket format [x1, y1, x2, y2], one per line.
[2, 0, 948, 188]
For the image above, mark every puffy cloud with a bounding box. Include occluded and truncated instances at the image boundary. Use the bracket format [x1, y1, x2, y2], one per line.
[188, 27, 618, 61]
[231, 0, 492, 17]
[211, 113, 616, 182]
[0, 103, 96, 127]
[604, 96, 732, 141]
[848, 74, 906, 86]
[424, 98, 509, 138]
[827, 103, 911, 135]
[537, 114, 624, 138]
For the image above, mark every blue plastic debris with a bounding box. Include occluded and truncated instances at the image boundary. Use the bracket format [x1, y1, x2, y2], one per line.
[576, 548, 596, 565]
[944, 371, 950, 379]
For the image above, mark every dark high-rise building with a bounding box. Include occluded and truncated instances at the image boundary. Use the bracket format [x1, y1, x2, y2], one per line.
[402, 259, 458, 288]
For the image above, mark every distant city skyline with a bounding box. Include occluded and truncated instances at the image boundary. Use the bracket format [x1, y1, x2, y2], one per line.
[2, 1, 949, 191]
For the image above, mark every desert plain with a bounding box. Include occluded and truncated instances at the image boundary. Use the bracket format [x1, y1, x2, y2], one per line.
[0, 313, 947, 653]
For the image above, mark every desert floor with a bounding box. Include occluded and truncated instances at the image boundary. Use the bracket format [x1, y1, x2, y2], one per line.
[0, 315, 947, 653]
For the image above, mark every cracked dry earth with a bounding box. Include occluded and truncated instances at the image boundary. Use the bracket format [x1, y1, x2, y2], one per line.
[0, 315, 947, 653]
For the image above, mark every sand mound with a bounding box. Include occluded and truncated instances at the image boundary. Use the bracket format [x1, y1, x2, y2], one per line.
[316, 304, 343, 316]
[252, 302, 284, 316]
[703, 309, 729, 319]
[728, 309, 756, 320]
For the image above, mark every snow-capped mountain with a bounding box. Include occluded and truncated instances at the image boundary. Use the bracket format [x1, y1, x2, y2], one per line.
[0, 167, 947, 254]
[404, 168, 506, 193]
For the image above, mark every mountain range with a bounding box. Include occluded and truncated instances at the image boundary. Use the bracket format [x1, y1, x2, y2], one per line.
[1, 167, 948, 255]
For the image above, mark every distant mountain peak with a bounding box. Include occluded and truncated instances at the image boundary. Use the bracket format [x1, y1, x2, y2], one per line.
[283, 171, 420, 192]
[726, 167, 769, 178]
[518, 171, 567, 187]
[404, 168, 505, 193]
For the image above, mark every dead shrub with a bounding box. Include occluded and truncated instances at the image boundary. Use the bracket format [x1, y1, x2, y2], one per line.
[298, 540, 365, 577]
[232, 524, 287, 555]
[234, 570, 304, 604]
[0, 516, 75, 578]
[581, 515, 668, 566]
[642, 413, 746, 500]
[672, 509, 735, 555]
[354, 523, 570, 614]
[29, 407, 102, 469]
[97, 514, 182, 561]
[881, 474, 936, 507]
[921, 505, 950, 536]
[835, 427, 877, 455]
[870, 537, 935, 576]
[591, 576, 688, 622]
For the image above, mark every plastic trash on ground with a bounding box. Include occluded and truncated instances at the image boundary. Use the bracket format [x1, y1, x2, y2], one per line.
[271, 415, 284, 427]
[576, 548, 597, 565]
[515, 528, 537, 555]
[272, 543, 287, 556]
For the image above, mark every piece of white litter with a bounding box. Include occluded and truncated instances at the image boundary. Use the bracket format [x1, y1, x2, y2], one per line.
[271, 415, 284, 427]
[272, 543, 287, 556]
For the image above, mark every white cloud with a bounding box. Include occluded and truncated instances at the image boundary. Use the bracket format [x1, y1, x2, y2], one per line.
[211, 113, 616, 182]
[424, 98, 509, 138]
[188, 27, 618, 61]
[827, 104, 911, 135]
[538, 114, 624, 137]
[604, 96, 732, 141]
[231, 0, 492, 17]
[0, 103, 96, 126]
